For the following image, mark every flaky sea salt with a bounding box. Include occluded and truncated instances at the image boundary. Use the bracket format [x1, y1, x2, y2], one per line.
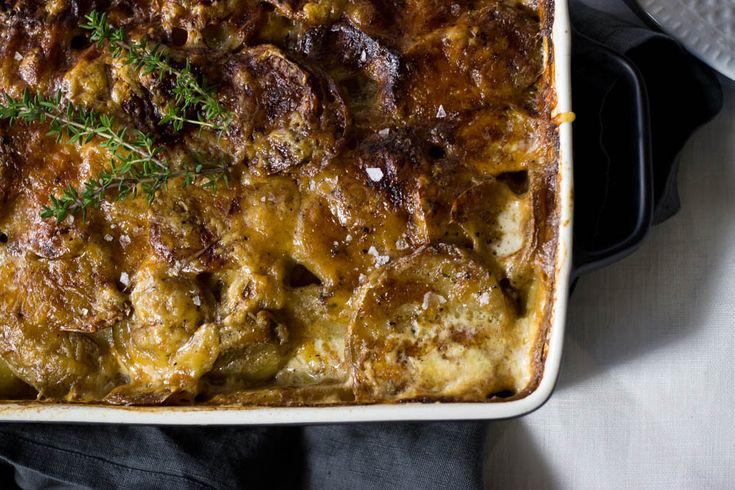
[14, 52, 22, 61]
[81, 308, 89, 316]
[365, 167, 384, 182]
[120, 234, 131, 246]
[478, 291, 491, 306]
[436, 105, 446, 119]
[378, 128, 390, 137]
[367, 246, 389, 266]
[360, 50, 367, 63]
[104, 234, 114, 242]
[422, 292, 447, 310]
[193, 295, 201, 307]
[422, 292, 432, 310]
[119, 272, 130, 287]
[345, 234, 353, 243]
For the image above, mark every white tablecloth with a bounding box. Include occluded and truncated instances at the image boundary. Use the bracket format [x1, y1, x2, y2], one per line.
[485, 2, 735, 488]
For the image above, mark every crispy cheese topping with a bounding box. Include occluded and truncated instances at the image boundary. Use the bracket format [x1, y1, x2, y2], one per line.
[0, 0, 558, 405]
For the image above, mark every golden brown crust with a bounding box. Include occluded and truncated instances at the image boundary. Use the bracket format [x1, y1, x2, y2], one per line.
[0, 0, 560, 405]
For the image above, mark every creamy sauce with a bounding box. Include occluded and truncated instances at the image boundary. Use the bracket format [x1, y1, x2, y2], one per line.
[0, 0, 558, 405]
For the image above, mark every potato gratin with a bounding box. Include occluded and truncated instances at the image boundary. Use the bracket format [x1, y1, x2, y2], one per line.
[0, 0, 559, 405]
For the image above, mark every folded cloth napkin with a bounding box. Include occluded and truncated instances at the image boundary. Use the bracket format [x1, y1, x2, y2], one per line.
[571, 0, 723, 224]
[0, 3, 723, 490]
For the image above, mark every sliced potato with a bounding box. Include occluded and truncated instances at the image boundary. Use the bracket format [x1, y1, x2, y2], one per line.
[348, 244, 517, 402]
[451, 179, 535, 273]
[112, 260, 218, 397]
[0, 250, 121, 400]
[223, 45, 347, 174]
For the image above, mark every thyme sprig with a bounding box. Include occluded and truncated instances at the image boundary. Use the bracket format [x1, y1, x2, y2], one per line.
[81, 10, 233, 133]
[1, 90, 166, 170]
[0, 90, 228, 222]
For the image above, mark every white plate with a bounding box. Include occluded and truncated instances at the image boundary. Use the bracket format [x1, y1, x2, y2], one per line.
[634, 0, 735, 80]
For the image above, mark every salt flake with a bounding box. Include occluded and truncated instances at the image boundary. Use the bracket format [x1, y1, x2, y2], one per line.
[436, 105, 446, 119]
[360, 50, 367, 63]
[193, 295, 202, 307]
[119, 272, 130, 287]
[104, 234, 114, 242]
[367, 246, 389, 266]
[14, 52, 23, 61]
[378, 128, 390, 137]
[366, 167, 384, 182]
[478, 291, 491, 306]
[120, 234, 131, 246]
[422, 291, 446, 310]
[422, 292, 432, 310]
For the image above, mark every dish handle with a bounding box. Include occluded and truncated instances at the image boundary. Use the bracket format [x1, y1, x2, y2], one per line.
[570, 31, 654, 279]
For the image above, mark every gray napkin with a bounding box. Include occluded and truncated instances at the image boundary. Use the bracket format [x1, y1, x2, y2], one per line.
[0, 423, 484, 489]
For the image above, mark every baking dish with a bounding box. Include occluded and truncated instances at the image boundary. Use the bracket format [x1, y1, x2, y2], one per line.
[0, 0, 627, 424]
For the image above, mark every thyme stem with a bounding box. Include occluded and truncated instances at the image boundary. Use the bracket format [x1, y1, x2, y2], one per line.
[0, 90, 228, 222]
[82, 11, 233, 133]
[42, 107, 167, 171]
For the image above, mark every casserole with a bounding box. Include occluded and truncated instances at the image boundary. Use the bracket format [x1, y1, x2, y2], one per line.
[0, 0, 574, 423]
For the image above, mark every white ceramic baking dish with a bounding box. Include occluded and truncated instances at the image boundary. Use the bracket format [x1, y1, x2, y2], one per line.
[0, 0, 573, 424]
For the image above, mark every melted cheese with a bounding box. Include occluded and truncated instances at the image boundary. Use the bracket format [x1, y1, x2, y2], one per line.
[0, 0, 558, 405]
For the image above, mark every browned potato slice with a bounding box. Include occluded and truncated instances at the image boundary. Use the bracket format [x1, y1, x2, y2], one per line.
[341, 0, 477, 39]
[298, 21, 401, 115]
[293, 195, 368, 290]
[4, 240, 125, 334]
[274, 285, 351, 387]
[348, 244, 517, 402]
[0, 250, 121, 400]
[262, 0, 343, 24]
[307, 130, 434, 258]
[217, 175, 300, 311]
[226, 175, 301, 253]
[451, 180, 535, 271]
[205, 310, 290, 389]
[223, 45, 347, 174]
[398, 3, 543, 119]
[149, 195, 223, 273]
[452, 107, 545, 175]
[111, 260, 218, 398]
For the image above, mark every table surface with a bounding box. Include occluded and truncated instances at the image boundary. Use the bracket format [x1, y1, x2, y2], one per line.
[484, 1, 735, 488]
